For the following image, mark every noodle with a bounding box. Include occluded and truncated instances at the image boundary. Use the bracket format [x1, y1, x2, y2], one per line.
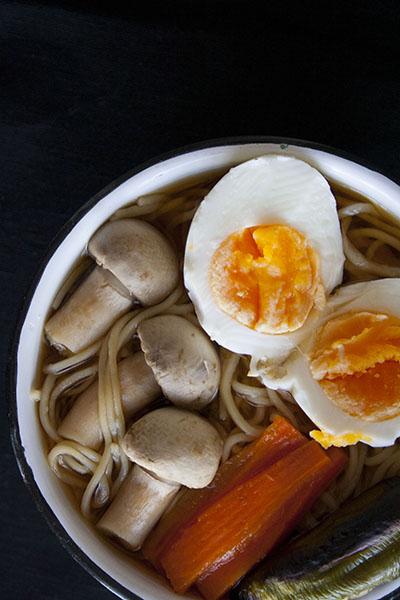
[231, 380, 271, 405]
[341, 217, 400, 278]
[249, 406, 267, 426]
[365, 446, 396, 466]
[267, 389, 301, 429]
[338, 202, 377, 218]
[361, 213, 400, 239]
[44, 340, 102, 375]
[350, 227, 400, 253]
[164, 303, 194, 316]
[51, 256, 92, 310]
[48, 440, 100, 488]
[49, 365, 97, 427]
[39, 374, 59, 442]
[220, 353, 263, 437]
[38, 176, 400, 531]
[81, 444, 114, 519]
[369, 447, 400, 487]
[222, 432, 253, 462]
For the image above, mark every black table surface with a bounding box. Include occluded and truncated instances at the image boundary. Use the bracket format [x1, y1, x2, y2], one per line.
[1, 1, 399, 598]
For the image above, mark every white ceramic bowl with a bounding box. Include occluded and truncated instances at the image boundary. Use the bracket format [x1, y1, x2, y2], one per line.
[10, 138, 400, 600]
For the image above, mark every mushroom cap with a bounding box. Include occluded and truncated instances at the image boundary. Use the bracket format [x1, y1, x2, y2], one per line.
[138, 314, 220, 409]
[121, 407, 223, 488]
[88, 219, 179, 306]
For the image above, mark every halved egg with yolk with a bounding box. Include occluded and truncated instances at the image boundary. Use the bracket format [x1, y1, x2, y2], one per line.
[256, 279, 400, 447]
[184, 154, 344, 361]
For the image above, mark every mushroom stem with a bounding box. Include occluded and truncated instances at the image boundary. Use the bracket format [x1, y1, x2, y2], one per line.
[97, 465, 179, 551]
[45, 266, 131, 354]
[58, 352, 161, 450]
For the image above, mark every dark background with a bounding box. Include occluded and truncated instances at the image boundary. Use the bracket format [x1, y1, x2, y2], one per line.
[1, 1, 399, 598]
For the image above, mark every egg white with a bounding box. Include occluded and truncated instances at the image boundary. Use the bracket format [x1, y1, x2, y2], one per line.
[257, 279, 400, 447]
[184, 154, 344, 361]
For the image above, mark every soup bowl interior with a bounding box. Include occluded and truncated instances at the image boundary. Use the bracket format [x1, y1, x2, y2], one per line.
[11, 139, 400, 600]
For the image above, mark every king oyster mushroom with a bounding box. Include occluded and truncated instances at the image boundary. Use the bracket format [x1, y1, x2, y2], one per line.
[45, 219, 179, 353]
[97, 407, 223, 550]
[137, 314, 220, 409]
[58, 351, 161, 450]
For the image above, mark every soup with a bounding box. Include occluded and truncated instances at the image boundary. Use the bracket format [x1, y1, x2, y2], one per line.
[35, 155, 400, 599]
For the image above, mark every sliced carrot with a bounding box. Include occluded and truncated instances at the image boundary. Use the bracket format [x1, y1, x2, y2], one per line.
[143, 416, 306, 569]
[161, 440, 342, 594]
[196, 445, 348, 600]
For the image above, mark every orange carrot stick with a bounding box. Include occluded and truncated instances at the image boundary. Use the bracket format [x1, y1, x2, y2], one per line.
[143, 416, 306, 569]
[196, 445, 347, 600]
[161, 441, 342, 594]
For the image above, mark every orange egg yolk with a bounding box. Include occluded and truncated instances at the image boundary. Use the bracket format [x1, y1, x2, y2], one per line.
[209, 224, 324, 334]
[310, 311, 400, 421]
[310, 431, 372, 449]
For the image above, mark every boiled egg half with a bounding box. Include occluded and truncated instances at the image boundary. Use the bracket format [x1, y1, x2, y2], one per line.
[184, 154, 344, 361]
[257, 279, 400, 447]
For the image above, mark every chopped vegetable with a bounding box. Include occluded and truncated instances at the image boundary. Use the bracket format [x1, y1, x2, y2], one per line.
[143, 416, 306, 569]
[160, 441, 347, 594]
[234, 477, 400, 600]
[196, 446, 347, 600]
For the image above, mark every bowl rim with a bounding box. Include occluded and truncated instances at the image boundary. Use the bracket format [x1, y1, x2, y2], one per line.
[8, 135, 400, 600]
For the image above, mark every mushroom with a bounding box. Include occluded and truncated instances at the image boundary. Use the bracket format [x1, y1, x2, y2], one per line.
[45, 266, 131, 353]
[137, 315, 220, 409]
[88, 219, 179, 306]
[97, 465, 179, 552]
[58, 351, 161, 450]
[45, 219, 179, 353]
[97, 407, 222, 550]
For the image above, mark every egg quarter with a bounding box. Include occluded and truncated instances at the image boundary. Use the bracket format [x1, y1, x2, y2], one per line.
[257, 279, 400, 447]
